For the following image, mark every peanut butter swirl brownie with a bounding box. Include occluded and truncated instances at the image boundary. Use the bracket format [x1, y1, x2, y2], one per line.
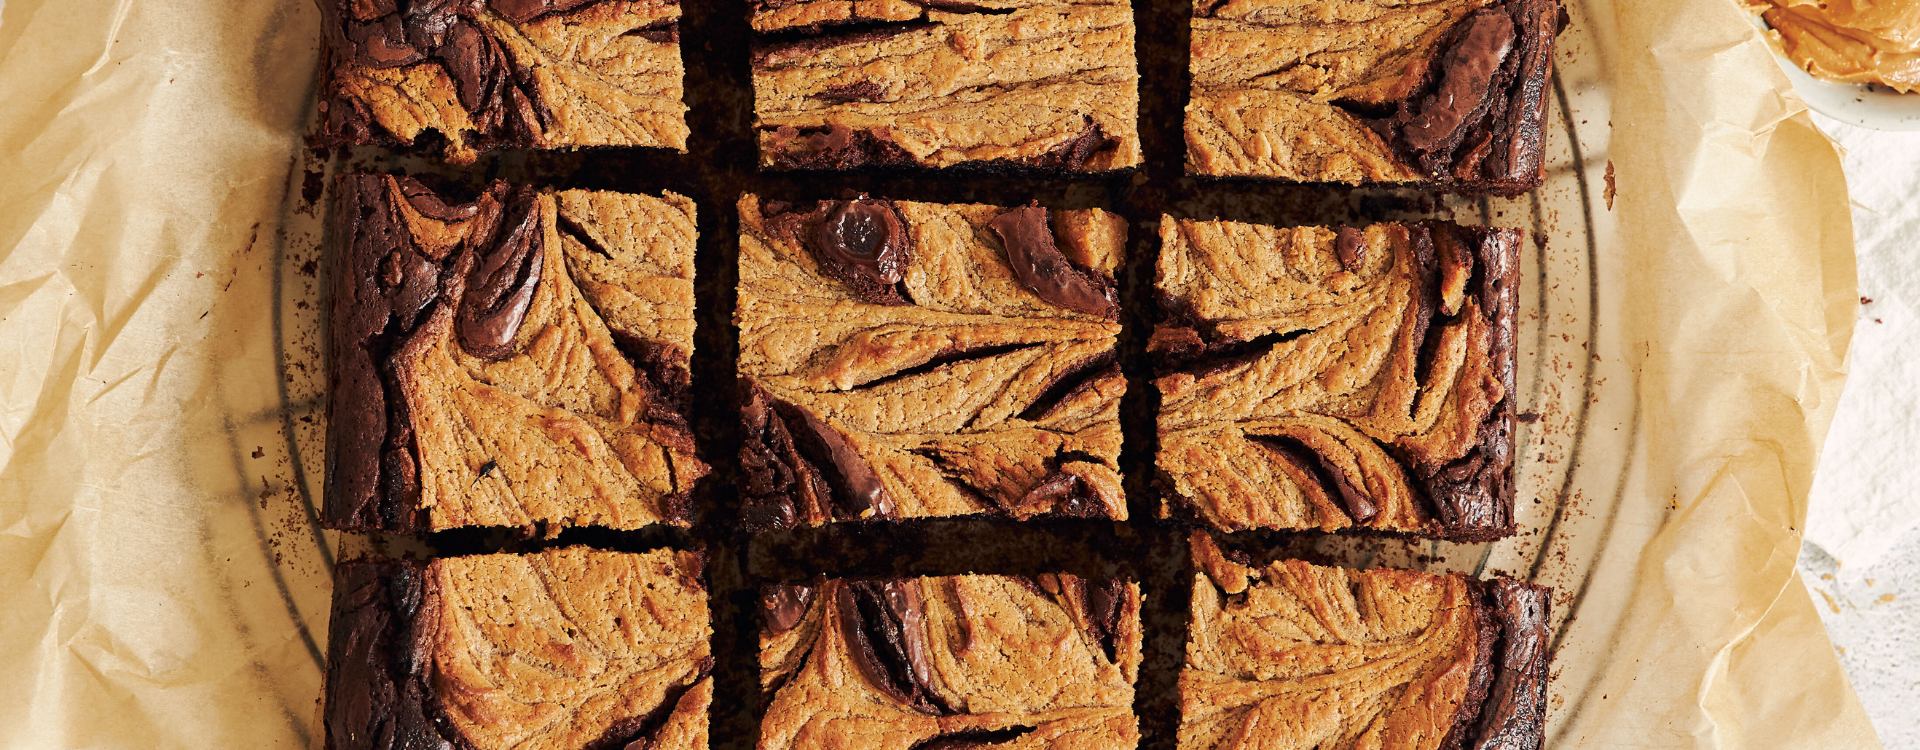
[324, 547, 713, 750]
[758, 573, 1141, 750]
[736, 194, 1128, 531]
[750, 0, 1141, 172]
[1186, 0, 1566, 195]
[316, 0, 689, 164]
[1181, 533, 1549, 750]
[325, 175, 707, 534]
[1152, 218, 1518, 541]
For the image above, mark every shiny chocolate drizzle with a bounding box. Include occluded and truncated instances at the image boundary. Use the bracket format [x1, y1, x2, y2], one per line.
[456, 187, 545, 358]
[988, 205, 1119, 319]
[762, 583, 815, 635]
[836, 580, 951, 714]
[795, 198, 913, 304]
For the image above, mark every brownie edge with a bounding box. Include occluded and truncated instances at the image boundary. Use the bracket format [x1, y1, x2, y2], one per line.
[322, 558, 445, 750]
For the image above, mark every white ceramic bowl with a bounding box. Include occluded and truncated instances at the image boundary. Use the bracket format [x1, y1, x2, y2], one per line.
[1752, 13, 1920, 131]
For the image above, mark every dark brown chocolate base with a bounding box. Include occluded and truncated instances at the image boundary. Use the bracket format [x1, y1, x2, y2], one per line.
[1422, 223, 1520, 543]
[322, 558, 452, 750]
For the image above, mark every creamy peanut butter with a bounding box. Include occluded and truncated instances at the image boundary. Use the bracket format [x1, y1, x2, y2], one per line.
[1752, 0, 1920, 93]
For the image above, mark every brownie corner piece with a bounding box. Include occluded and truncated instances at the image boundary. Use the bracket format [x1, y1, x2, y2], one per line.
[1181, 532, 1550, 750]
[323, 174, 706, 534]
[1153, 217, 1519, 541]
[757, 574, 1142, 750]
[316, 0, 689, 163]
[1186, 0, 1566, 194]
[734, 193, 1129, 531]
[324, 547, 712, 750]
[749, 0, 1140, 173]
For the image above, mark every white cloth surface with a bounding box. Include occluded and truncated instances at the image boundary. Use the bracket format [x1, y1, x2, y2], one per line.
[1800, 112, 1920, 749]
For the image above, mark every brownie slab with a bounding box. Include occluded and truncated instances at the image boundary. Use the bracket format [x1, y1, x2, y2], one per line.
[1181, 533, 1549, 750]
[324, 547, 713, 750]
[750, 0, 1141, 173]
[758, 574, 1141, 749]
[1152, 217, 1518, 541]
[325, 175, 707, 534]
[736, 194, 1128, 531]
[1186, 0, 1565, 195]
[317, 0, 688, 164]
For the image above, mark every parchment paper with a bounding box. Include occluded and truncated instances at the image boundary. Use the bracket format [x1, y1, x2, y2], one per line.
[0, 0, 1880, 747]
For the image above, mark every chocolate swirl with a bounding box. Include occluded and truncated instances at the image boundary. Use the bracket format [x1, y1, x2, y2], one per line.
[836, 580, 949, 715]
[989, 205, 1119, 319]
[456, 187, 545, 359]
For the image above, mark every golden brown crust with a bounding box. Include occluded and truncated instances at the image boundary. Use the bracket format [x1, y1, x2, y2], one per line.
[1152, 217, 1516, 540]
[736, 194, 1127, 531]
[756, 575, 1141, 750]
[1185, 0, 1564, 194]
[317, 0, 688, 163]
[324, 548, 712, 750]
[1179, 534, 1487, 750]
[751, 0, 1140, 172]
[323, 175, 707, 534]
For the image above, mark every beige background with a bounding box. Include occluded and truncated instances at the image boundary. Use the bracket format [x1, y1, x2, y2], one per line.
[0, 0, 1880, 747]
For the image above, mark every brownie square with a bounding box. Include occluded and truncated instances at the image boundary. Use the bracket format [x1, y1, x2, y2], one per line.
[1186, 0, 1565, 195]
[749, 0, 1141, 173]
[323, 546, 713, 750]
[325, 175, 707, 534]
[317, 1, 688, 164]
[758, 574, 1141, 749]
[735, 194, 1128, 531]
[1152, 217, 1518, 541]
[1181, 533, 1549, 750]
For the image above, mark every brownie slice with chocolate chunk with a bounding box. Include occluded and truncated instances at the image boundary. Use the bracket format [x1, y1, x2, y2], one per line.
[1187, 0, 1566, 195]
[324, 546, 713, 750]
[1152, 217, 1518, 541]
[316, 0, 688, 164]
[325, 174, 707, 534]
[758, 573, 1141, 750]
[735, 193, 1128, 531]
[1181, 532, 1550, 750]
[750, 0, 1140, 173]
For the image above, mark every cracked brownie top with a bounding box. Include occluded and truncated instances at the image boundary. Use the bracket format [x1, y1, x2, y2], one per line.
[750, 0, 1140, 172]
[1186, 0, 1565, 195]
[735, 193, 1127, 531]
[1152, 217, 1518, 541]
[317, 0, 688, 164]
[324, 546, 713, 750]
[758, 573, 1141, 750]
[325, 174, 707, 534]
[1180, 533, 1548, 750]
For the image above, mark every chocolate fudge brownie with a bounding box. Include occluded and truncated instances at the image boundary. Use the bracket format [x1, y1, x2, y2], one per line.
[317, 0, 688, 164]
[1152, 218, 1518, 541]
[758, 574, 1141, 749]
[735, 194, 1128, 531]
[325, 174, 707, 534]
[1186, 0, 1566, 195]
[1181, 533, 1549, 750]
[750, 0, 1141, 173]
[324, 546, 713, 750]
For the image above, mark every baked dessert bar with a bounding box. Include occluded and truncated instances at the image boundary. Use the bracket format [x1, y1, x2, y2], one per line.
[758, 573, 1141, 749]
[325, 174, 707, 534]
[317, 0, 688, 164]
[1152, 218, 1518, 541]
[1186, 0, 1565, 195]
[749, 0, 1141, 172]
[324, 546, 713, 750]
[736, 194, 1128, 531]
[1181, 533, 1550, 750]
